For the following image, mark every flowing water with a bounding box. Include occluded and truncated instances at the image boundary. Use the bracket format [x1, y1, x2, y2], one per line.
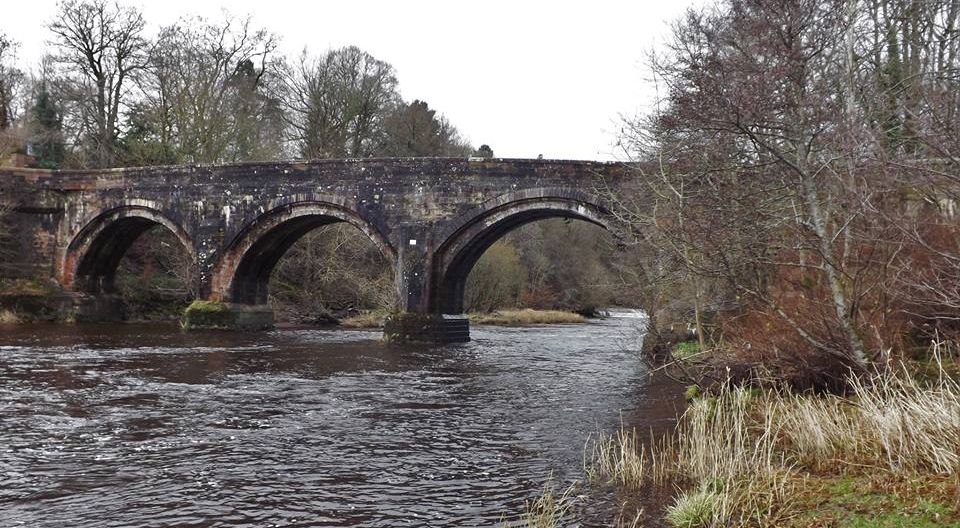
[0, 313, 685, 527]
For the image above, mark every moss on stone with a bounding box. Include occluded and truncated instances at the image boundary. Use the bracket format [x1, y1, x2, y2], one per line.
[181, 301, 273, 331]
[185, 300, 228, 313]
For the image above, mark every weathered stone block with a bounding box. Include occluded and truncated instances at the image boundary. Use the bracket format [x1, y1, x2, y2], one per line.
[383, 313, 470, 344]
[181, 301, 274, 331]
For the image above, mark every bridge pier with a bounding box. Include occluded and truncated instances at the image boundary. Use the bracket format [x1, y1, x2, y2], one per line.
[382, 226, 472, 344]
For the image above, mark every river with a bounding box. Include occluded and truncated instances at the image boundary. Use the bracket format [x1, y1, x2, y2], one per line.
[0, 312, 684, 527]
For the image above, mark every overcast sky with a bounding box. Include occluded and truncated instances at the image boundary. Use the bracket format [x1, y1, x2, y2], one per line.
[3, 1, 697, 161]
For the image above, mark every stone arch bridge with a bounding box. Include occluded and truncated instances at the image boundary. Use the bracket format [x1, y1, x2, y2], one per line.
[1, 158, 630, 342]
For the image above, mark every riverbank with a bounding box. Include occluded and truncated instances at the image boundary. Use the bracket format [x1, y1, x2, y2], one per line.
[520, 348, 960, 527]
[337, 308, 588, 328]
[0, 278, 192, 324]
[0, 293, 592, 330]
[0, 278, 75, 323]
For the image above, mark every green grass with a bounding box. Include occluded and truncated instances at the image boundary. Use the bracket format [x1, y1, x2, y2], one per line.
[672, 340, 702, 360]
[513, 479, 580, 528]
[787, 474, 960, 527]
[684, 384, 701, 401]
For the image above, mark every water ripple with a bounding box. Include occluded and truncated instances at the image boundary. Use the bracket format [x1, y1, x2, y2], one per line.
[0, 315, 683, 526]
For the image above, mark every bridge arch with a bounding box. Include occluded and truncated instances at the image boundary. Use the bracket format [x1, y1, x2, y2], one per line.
[430, 188, 614, 314]
[211, 200, 396, 305]
[62, 204, 196, 294]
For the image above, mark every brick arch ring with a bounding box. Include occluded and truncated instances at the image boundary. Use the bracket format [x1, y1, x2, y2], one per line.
[429, 187, 614, 314]
[209, 200, 396, 305]
[60, 202, 197, 293]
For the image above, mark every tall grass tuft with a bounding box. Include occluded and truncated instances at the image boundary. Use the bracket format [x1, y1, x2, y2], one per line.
[664, 484, 722, 528]
[514, 479, 579, 528]
[587, 426, 651, 488]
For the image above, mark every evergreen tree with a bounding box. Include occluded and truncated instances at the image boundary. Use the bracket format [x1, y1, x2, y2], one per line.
[381, 100, 472, 157]
[473, 144, 494, 158]
[30, 84, 64, 168]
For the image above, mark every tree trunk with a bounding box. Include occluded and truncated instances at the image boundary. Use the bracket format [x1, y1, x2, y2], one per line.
[798, 147, 869, 369]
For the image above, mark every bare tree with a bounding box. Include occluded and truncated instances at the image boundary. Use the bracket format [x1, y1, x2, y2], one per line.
[280, 46, 401, 159]
[464, 241, 526, 313]
[611, 0, 887, 370]
[0, 33, 26, 160]
[270, 223, 397, 322]
[129, 14, 281, 165]
[0, 34, 21, 131]
[49, 0, 147, 168]
[609, 0, 960, 377]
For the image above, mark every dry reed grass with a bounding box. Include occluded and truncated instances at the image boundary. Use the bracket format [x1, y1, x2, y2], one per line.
[469, 309, 585, 326]
[771, 352, 960, 474]
[339, 311, 388, 328]
[587, 341, 960, 526]
[0, 308, 20, 324]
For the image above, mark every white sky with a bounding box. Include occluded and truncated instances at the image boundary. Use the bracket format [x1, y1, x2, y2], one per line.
[2, 0, 696, 161]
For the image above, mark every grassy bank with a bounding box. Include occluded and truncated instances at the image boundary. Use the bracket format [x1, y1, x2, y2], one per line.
[469, 309, 586, 326]
[516, 346, 960, 527]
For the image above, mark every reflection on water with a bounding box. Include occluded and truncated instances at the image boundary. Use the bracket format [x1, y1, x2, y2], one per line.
[0, 312, 684, 526]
